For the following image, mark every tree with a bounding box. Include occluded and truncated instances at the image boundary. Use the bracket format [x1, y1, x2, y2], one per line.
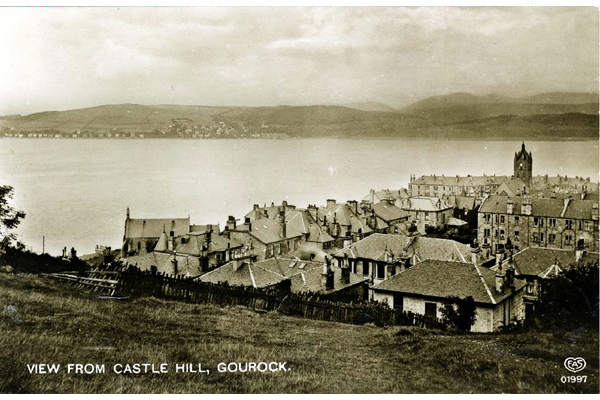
[536, 262, 599, 330]
[440, 296, 477, 332]
[0, 185, 26, 250]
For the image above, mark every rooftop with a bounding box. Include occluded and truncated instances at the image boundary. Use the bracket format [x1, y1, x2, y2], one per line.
[372, 259, 527, 305]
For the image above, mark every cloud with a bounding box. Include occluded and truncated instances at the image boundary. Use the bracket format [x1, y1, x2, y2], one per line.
[0, 7, 597, 115]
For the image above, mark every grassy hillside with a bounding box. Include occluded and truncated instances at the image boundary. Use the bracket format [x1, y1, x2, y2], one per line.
[2, 104, 232, 133]
[1, 273, 597, 394]
[1, 91, 598, 140]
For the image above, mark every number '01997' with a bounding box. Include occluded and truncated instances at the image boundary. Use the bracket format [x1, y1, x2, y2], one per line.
[561, 376, 587, 383]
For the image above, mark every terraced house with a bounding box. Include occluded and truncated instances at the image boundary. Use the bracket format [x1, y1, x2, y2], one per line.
[477, 195, 599, 257]
[409, 174, 511, 198]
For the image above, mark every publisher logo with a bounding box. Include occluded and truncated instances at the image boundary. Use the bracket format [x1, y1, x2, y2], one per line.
[564, 357, 586, 373]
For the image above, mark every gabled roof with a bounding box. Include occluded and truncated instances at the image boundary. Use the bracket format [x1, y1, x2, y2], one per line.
[199, 257, 368, 293]
[479, 195, 597, 219]
[495, 178, 528, 196]
[496, 247, 600, 277]
[443, 195, 477, 210]
[125, 217, 190, 239]
[126, 251, 202, 277]
[413, 175, 511, 187]
[199, 260, 287, 289]
[372, 259, 526, 305]
[285, 209, 334, 243]
[319, 203, 374, 235]
[175, 232, 243, 256]
[333, 233, 473, 264]
[248, 218, 303, 244]
[363, 188, 410, 203]
[373, 202, 410, 222]
[403, 197, 452, 212]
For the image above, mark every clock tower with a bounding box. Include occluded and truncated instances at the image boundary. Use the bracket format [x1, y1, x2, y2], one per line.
[514, 142, 532, 187]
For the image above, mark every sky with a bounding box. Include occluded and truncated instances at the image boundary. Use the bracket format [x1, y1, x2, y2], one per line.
[0, 6, 598, 115]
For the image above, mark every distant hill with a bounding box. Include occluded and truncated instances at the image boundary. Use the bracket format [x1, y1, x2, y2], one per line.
[1, 92, 598, 140]
[342, 102, 398, 112]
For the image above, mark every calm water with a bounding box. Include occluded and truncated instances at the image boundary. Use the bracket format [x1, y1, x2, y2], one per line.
[0, 138, 598, 256]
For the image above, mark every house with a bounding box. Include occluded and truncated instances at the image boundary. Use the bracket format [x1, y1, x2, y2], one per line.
[315, 199, 388, 246]
[409, 174, 512, 198]
[332, 233, 481, 285]
[370, 200, 411, 234]
[477, 195, 599, 256]
[225, 210, 304, 261]
[125, 251, 203, 277]
[125, 226, 247, 275]
[370, 258, 527, 332]
[402, 197, 454, 234]
[121, 207, 190, 256]
[199, 257, 369, 300]
[491, 247, 599, 318]
[442, 194, 479, 229]
[246, 203, 335, 250]
[363, 188, 410, 206]
[173, 226, 246, 271]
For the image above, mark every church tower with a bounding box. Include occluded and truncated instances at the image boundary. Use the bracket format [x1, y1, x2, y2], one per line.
[514, 142, 532, 187]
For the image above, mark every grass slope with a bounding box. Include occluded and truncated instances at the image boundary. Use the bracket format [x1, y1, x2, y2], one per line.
[1, 274, 598, 394]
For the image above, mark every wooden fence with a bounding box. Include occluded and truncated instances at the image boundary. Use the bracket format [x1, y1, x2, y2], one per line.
[49, 263, 446, 330]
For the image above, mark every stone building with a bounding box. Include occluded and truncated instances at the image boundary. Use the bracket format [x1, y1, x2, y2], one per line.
[402, 197, 454, 234]
[477, 195, 599, 256]
[514, 142, 533, 187]
[370, 258, 527, 333]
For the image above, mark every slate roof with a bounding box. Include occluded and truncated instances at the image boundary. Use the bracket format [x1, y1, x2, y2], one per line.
[200, 257, 368, 293]
[125, 217, 190, 239]
[403, 197, 452, 212]
[333, 233, 473, 264]
[248, 218, 303, 244]
[372, 259, 527, 305]
[190, 224, 220, 233]
[285, 210, 335, 243]
[443, 195, 477, 210]
[479, 195, 598, 219]
[413, 175, 511, 187]
[126, 251, 202, 277]
[198, 260, 287, 289]
[373, 202, 410, 222]
[495, 247, 600, 277]
[175, 232, 243, 256]
[318, 203, 375, 235]
[495, 178, 528, 196]
[363, 188, 410, 203]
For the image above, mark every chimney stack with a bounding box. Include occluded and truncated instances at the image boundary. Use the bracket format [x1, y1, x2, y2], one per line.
[470, 240, 481, 265]
[171, 254, 178, 276]
[244, 217, 252, 232]
[521, 197, 532, 216]
[168, 231, 174, 251]
[279, 210, 286, 238]
[232, 259, 241, 272]
[507, 199, 514, 214]
[322, 257, 334, 291]
[226, 215, 237, 231]
[495, 267, 504, 293]
[327, 199, 336, 208]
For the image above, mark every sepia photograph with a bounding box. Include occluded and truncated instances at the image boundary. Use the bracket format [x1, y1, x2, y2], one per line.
[0, 4, 598, 394]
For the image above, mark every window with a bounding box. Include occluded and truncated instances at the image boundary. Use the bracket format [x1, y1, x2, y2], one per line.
[539, 218, 544, 227]
[548, 233, 556, 244]
[494, 229, 498, 238]
[514, 231, 520, 240]
[549, 218, 556, 228]
[484, 214, 491, 223]
[533, 217, 539, 227]
[500, 229, 505, 239]
[362, 261, 369, 277]
[533, 232, 538, 242]
[565, 234, 573, 245]
[585, 221, 591, 231]
[393, 294, 403, 311]
[526, 282, 534, 294]
[540, 233, 544, 243]
[376, 264, 386, 280]
[500, 215, 505, 224]
[566, 220, 574, 230]
[514, 216, 520, 224]
[484, 228, 491, 238]
[578, 220, 584, 230]
[494, 214, 498, 224]
[425, 302, 437, 319]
